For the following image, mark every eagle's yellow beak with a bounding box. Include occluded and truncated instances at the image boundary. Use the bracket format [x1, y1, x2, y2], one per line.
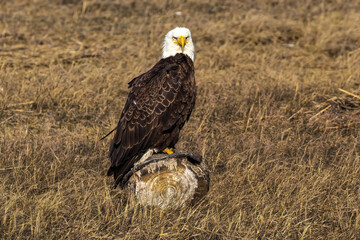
[177, 36, 186, 49]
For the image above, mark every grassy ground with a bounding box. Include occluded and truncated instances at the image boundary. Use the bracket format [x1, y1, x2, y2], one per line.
[1, 0, 360, 239]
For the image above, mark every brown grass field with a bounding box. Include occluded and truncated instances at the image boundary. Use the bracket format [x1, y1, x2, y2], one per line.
[1, 0, 360, 239]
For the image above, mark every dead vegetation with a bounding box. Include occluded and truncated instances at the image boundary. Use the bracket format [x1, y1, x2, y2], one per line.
[1, 0, 360, 239]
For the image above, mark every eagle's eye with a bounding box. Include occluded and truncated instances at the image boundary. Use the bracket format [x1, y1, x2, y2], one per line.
[172, 37, 178, 41]
[186, 36, 189, 39]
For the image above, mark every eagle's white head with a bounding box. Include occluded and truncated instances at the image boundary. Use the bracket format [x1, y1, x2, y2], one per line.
[162, 27, 194, 61]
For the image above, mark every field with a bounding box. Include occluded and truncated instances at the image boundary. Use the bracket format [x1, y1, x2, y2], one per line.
[1, 0, 360, 239]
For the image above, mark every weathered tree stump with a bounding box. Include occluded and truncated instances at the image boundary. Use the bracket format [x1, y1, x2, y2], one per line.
[126, 150, 210, 209]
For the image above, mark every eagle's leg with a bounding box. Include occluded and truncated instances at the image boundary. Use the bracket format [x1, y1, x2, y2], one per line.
[163, 148, 174, 155]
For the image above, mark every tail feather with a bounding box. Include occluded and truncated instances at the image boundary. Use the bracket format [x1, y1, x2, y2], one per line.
[109, 153, 145, 188]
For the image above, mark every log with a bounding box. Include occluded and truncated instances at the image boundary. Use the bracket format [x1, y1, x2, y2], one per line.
[126, 150, 210, 209]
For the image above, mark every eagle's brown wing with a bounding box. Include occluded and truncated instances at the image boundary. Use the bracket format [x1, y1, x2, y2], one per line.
[108, 53, 195, 187]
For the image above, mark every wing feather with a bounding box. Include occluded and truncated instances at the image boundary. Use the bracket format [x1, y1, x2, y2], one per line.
[108, 54, 195, 187]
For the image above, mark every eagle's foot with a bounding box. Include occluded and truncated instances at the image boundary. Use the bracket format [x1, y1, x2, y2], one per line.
[163, 148, 174, 155]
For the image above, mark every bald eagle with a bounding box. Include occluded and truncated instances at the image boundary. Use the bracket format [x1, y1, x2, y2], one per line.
[108, 27, 196, 188]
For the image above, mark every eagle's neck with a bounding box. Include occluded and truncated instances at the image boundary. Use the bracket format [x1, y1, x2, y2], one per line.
[162, 44, 194, 61]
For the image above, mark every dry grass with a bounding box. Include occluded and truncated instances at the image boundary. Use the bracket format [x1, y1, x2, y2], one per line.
[1, 0, 360, 239]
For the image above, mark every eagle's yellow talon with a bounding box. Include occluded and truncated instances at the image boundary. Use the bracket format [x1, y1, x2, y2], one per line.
[163, 148, 174, 155]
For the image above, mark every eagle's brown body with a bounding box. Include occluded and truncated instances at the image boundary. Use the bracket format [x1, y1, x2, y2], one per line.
[108, 53, 196, 187]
